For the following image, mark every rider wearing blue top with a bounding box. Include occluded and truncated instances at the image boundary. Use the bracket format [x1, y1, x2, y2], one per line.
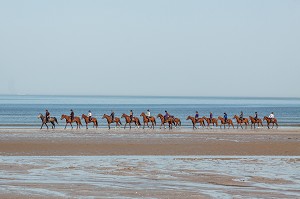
[224, 112, 228, 122]
[195, 111, 199, 120]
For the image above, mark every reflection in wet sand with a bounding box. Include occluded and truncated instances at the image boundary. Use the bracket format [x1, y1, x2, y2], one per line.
[0, 156, 299, 198]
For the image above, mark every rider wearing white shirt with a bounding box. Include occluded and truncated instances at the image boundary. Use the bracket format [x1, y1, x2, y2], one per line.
[146, 109, 151, 120]
[269, 112, 274, 122]
[88, 110, 92, 122]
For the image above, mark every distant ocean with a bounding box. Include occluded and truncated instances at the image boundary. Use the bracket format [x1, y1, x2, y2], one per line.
[0, 95, 299, 128]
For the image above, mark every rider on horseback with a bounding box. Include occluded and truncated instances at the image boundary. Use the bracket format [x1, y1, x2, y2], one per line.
[88, 110, 92, 122]
[129, 110, 133, 122]
[224, 112, 228, 123]
[110, 110, 115, 122]
[45, 109, 50, 122]
[254, 112, 258, 121]
[70, 109, 74, 122]
[268, 112, 275, 122]
[146, 109, 151, 121]
[195, 111, 199, 120]
[210, 112, 213, 123]
[164, 110, 170, 121]
[239, 111, 244, 121]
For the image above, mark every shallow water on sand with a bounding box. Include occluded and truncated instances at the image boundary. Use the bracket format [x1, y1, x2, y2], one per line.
[0, 156, 299, 198]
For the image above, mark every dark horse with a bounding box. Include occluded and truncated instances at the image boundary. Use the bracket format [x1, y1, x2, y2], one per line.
[157, 114, 174, 129]
[233, 115, 249, 129]
[186, 116, 205, 129]
[61, 114, 82, 129]
[37, 113, 58, 129]
[102, 114, 122, 129]
[218, 116, 234, 129]
[249, 116, 263, 129]
[121, 113, 141, 129]
[82, 114, 98, 129]
[140, 112, 156, 129]
[263, 116, 278, 129]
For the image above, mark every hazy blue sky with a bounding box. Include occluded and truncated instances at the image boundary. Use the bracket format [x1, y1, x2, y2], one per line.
[0, 0, 299, 97]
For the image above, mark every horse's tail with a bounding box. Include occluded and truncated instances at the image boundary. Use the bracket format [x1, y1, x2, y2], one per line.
[119, 120, 122, 125]
[154, 118, 156, 126]
[54, 117, 58, 124]
[96, 120, 98, 127]
[179, 120, 181, 126]
[138, 119, 141, 126]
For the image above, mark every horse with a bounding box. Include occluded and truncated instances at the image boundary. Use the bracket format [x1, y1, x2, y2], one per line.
[81, 114, 98, 129]
[186, 116, 205, 129]
[140, 112, 156, 129]
[249, 116, 263, 129]
[218, 116, 234, 129]
[121, 113, 141, 129]
[202, 116, 218, 127]
[157, 114, 174, 129]
[233, 115, 249, 129]
[173, 117, 181, 128]
[61, 114, 82, 129]
[37, 113, 58, 129]
[102, 114, 122, 129]
[263, 116, 278, 129]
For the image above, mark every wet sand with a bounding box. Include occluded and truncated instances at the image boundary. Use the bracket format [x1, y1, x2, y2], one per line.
[0, 128, 299, 156]
[0, 128, 300, 198]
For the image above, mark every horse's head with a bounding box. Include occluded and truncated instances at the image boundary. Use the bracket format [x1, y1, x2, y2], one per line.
[218, 116, 223, 120]
[157, 114, 163, 118]
[121, 113, 126, 118]
[81, 114, 85, 119]
[102, 114, 107, 119]
[263, 116, 268, 121]
[60, 114, 65, 120]
[186, 116, 192, 120]
[37, 113, 43, 119]
[140, 112, 145, 116]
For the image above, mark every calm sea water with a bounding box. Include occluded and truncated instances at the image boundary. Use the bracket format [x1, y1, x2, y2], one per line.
[0, 95, 299, 128]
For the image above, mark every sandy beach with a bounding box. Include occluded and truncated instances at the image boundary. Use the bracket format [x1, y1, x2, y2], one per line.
[0, 128, 299, 156]
[0, 128, 300, 198]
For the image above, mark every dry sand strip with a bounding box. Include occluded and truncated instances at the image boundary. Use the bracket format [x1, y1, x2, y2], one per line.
[0, 128, 299, 156]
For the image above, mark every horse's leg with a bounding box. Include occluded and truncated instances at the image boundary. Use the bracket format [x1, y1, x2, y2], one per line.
[45, 123, 48, 129]
[124, 123, 126, 129]
[86, 122, 88, 129]
[65, 123, 67, 129]
[70, 123, 73, 129]
[40, 123, 44, 129]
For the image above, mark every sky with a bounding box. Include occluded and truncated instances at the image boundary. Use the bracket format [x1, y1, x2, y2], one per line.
[0, 0, 299, 97]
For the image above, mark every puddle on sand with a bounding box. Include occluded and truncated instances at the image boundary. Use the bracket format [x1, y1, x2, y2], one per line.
[0, 156, 299, 198]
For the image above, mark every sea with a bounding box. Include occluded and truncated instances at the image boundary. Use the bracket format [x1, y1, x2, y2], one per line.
[0, 95, 299, 128]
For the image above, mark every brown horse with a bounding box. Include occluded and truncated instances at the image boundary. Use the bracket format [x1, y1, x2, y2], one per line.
[202, 116, 218, 127]
[157, 114, 173, 129]
[102, 114, 122, 129]
[82, 114, 98, 129]
[186, 116, 205, 129]
[249, 116, 263, 129]
[233, 115, 249, 129]
[121, 113, 141, 129]
[218, 116, 234, 129]
[61, 114, 82, 129]
[263, 116, 278, 129]
[173, 117, 181, 128]
[37, 113, 58, 129]
[140, 112, 156, 129]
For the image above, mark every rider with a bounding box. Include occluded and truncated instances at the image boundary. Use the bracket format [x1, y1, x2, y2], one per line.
[45, 109, 50, 122]
[224, 112, 228, 123]
[164, 110, 170, 121]
[239, 111, 244, 121]
[146, 109, 151, 121]
[88, 110, 92, 122]
[70, 109, 74, 122]
[129, 110, 133, 122]
[195, 111, 199, 120]
[110, 110, 115, 122]
[210, 112, 213, 123]
[268, 112, 275, 122]
[254, 112, 258, 121]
